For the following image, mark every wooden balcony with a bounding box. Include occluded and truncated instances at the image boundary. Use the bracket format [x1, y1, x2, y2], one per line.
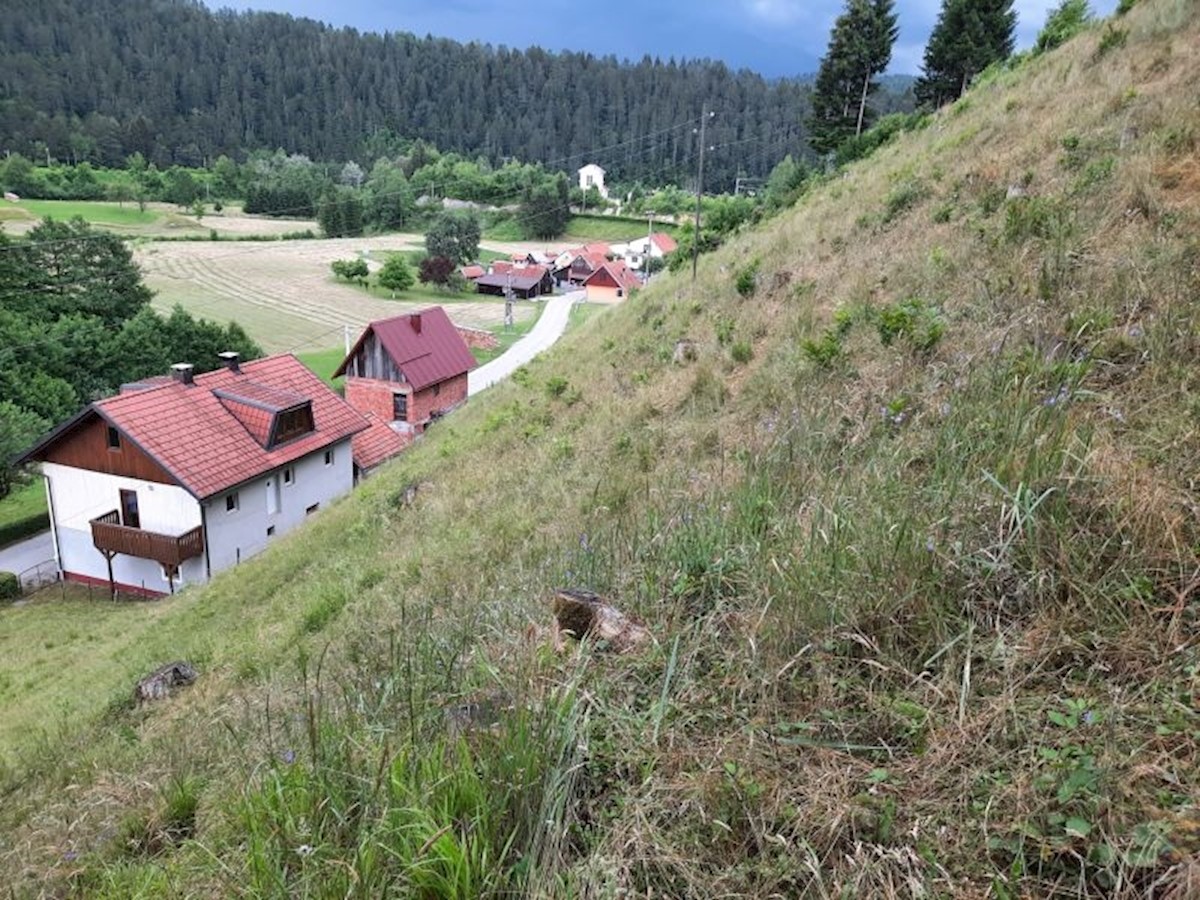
[90, 510, 205, 567]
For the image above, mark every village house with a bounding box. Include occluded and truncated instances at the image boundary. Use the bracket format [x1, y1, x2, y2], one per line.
[577, 163, 609, 199]
[335, 307, 477, 473]
[620, 232, 678, 270]
[17, 353, 368, 598]
[474, 264, 554, 300]
[583, 260, 641, 303]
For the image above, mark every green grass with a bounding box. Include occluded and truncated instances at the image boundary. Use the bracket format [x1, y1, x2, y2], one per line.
[13, 199, 160, 227]
[563, 213, 679, 242]
[296, 347, 348, 386]
[0, 480, 49, 550]
[468, 301, 541, 364]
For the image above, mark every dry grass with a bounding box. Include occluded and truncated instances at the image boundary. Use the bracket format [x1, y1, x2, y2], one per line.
[2, 2, 1200, 895]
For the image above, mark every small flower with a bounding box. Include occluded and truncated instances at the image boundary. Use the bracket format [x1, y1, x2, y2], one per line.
[925, 537, 936, 553]
[1127, 325, 1143, 338]
[63, 851, 78, 862]
[1108, 407, 1125, 423]
[579, 533, 590, 552]
[940, 402, 952, 417]
[280, 748, 296, 765]
[296, 844, 315, 858]
[1083, 710, 1096, 725]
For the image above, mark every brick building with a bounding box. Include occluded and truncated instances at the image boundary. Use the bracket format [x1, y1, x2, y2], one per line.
[335, 308, 477, 475]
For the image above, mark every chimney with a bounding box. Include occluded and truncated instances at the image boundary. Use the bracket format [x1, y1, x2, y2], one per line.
[410, 312, 422, 333]
[217, 351, 241, 373]
[170, 363, 195, 386]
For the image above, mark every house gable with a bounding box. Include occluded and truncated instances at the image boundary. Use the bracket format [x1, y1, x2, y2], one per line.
[38, 412, 179, 487]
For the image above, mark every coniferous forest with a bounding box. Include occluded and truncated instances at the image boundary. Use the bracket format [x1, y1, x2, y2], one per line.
[0, 0, 913, 190]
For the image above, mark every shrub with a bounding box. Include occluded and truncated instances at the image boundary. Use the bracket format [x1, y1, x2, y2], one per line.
[731, 340, 753, 364]
[883, 179, 925, 224]
[0, 571, 18, 601]
[876, 298, 946, 354]
[802, 331, 844, 368]
[735, 259, 760, 297]
[545, 376, 569, 399]
[1035, 0, 1093, 55]
[1095, 24, 1128, 57]
[330, 258, 369, 285]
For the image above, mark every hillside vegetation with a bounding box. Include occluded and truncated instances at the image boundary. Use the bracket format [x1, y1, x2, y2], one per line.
[2, 1, 1199, 896]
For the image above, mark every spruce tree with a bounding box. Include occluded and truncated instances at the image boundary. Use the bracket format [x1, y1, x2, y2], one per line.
[915, 0, 1016, 109]
[808, 0, 899, 156]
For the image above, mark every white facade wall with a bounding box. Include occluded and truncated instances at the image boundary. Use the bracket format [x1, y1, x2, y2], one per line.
[202, 438, 355, 574]
[578, 164, 608, 199]
[43, 462, 205, 592]
[42, 437, 355, 595]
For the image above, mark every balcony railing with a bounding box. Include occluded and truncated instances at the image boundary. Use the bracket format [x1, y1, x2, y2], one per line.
[90, 510, 204, 567]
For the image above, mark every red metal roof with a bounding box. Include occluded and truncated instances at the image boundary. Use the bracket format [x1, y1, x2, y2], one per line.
[32, 355, 370, 500]
[351, 412, 411, 472]
[333, 307, 477, 391]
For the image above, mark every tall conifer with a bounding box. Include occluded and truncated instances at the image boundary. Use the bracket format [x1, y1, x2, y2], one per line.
[808, 0, 899, 156]
[915, 0, 1016, 108]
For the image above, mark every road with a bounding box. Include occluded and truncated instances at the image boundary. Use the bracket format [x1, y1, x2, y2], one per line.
[468, 291, 581, 395]
[0, 529, 55, 580]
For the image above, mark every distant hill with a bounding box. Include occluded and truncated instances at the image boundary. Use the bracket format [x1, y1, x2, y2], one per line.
[0, 0, 913, 189]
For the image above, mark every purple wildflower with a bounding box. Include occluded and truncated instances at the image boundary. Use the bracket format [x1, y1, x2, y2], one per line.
[280, 748, 296, 765]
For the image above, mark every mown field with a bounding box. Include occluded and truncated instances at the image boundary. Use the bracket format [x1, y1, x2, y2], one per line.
[137, 237, 535, 355]
[0, 198, 316, 239]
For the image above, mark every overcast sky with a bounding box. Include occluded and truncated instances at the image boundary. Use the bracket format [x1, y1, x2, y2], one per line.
[210, 0, 1117, 77]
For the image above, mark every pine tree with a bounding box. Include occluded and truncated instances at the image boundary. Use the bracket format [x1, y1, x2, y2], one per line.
[915, 0, 1016, 109]
[808, 0, 899, 156]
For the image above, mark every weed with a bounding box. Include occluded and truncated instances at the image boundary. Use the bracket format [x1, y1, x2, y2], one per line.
[876, 298, 946, 353]
[730, 339, 753, 364]
[1095, 24, 1128, 58]
[802, 330, 844, 368]
[300, 586, 348, 634]
[883, 179, 925, 224]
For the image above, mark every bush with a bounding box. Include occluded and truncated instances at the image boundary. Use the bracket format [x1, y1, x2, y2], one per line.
[731, 340, 753, 364]
[1035, 0, 1093, 55]
[0, 571, 18, 601]
[330, 258, 369, 285]
[876, 298, 946, 354]
[802, 331, 844, 368]
[734, 259, 760, 298]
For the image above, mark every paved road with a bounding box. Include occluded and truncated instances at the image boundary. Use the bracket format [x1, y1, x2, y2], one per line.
[468, 291, 581, 396]
[0, 529, 55, 579]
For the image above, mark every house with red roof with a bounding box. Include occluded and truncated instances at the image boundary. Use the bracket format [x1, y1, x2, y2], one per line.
[621, 232, 679, 270]
[18, 353, 369, 598]
[583, 260, 641, 303]
[334, 307, 477, 472]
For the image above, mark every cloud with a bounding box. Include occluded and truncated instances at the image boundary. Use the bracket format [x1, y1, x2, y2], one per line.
[744, 0, 805, 24]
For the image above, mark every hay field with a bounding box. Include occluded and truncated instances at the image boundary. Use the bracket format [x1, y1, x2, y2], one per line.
[137, 236, 531, 353]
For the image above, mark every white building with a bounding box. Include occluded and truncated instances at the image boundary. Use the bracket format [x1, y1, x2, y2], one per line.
[19, 353, 368, 597]
[577, 163, 609, 200]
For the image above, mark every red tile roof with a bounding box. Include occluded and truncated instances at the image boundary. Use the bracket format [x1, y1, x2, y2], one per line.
[351, 413, 411, 472]
[581, 241, 613, 257]
[333, 307, 477, 392]
[461, 265, 485, 280]
[491, 260, 514, 274]
[27, 355, 369, 500]
[650, 232, 678, 253]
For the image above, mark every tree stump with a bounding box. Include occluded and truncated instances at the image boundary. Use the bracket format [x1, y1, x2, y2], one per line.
[134, 661, 198, 703]
[553, 589, 649, 653]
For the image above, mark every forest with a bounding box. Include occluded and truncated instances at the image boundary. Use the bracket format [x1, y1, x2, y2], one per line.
[0, 0, 912, 191]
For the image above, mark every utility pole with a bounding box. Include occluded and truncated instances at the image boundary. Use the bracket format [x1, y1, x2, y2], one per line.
[645, 210, 654, 278]
[692, 104, 712, 283]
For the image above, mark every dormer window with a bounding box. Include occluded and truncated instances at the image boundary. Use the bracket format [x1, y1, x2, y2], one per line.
[271, 403, 315, 447]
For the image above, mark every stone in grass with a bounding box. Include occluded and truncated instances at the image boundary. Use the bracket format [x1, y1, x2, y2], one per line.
[134, 661, 198, 703]
[553, 589, 650, 654]
[672, 339, 697, 365]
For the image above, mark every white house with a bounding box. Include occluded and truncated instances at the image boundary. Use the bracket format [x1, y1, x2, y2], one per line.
[577, 163, 609, 200]
[622, 232, 679, 270]
[18, 353, 369, 597]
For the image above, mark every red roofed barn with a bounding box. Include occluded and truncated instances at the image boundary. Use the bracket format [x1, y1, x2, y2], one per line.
[583, 260, 641, 303]
[18, 353, 369, 598]
[334, 307, 477, 474]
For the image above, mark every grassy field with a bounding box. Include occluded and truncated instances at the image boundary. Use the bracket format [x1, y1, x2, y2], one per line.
[2, 198, 317, 239]
[0, 480, 49, 550]
[12, 199, 161, 227]
[295, 346, 348, 386]
[4, 4, 1200, 894]
[138, 237, 534, 355]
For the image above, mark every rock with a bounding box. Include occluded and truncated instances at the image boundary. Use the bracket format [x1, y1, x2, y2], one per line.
[553, 589, 650, 653]
[673, 339, 697, 365]
[1006, 185, 1028, 199]
[134, 661, 197, 703]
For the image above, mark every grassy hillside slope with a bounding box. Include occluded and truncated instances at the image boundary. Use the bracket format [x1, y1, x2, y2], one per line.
[2, 1, 1199, 895]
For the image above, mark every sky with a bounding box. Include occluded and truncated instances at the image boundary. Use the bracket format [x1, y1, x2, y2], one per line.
[210, 0, 1119, 78]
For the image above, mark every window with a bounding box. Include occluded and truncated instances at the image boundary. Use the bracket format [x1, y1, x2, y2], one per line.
[106, 426, 121, 450]
[225, 492, 239, 513]
[306, 503, 319, 516]
[272, 403, 315, 446]
[266, 476, 280, 515]
[119, 489, 140, 529]
[266, 525, 276, 537]
[283, 467, 294, 486]
[433, 383, 441, 397]
[392, 392, 408, 421]
[324, 449, 334, 466]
